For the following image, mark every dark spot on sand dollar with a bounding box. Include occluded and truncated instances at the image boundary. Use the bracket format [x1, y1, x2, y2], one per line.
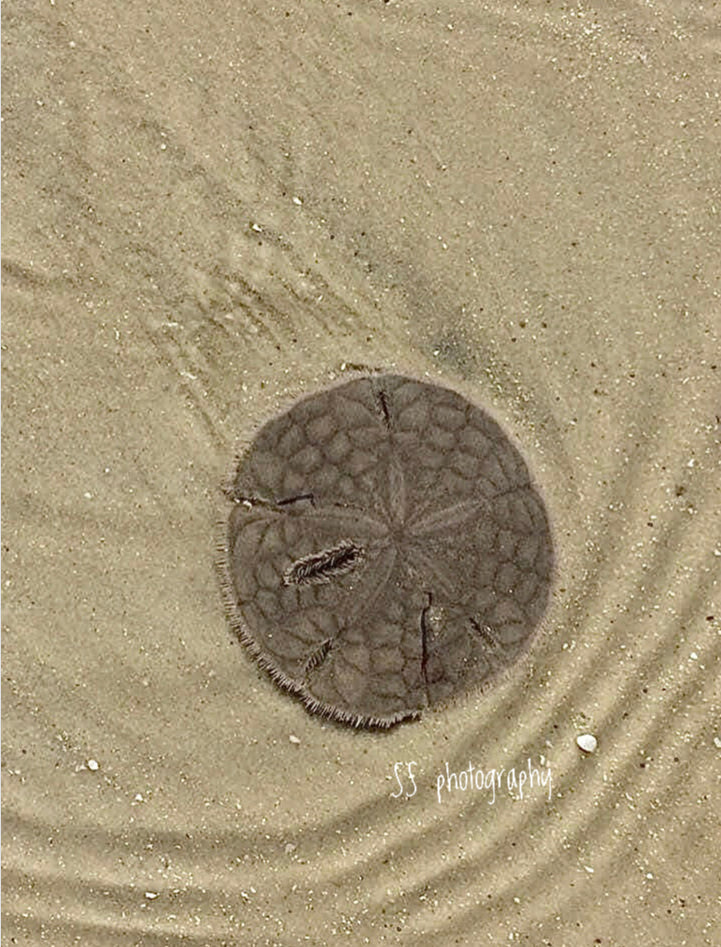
[221, 374, 554, 727]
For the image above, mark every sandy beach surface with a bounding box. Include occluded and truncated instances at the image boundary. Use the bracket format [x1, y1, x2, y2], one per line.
[2, 1, 719, 944]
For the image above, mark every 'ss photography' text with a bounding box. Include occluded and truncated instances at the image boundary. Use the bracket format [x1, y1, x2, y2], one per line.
[391, 759, 553, 804]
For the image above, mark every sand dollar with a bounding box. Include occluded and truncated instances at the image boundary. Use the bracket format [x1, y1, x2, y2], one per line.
[221, 374, 554, 727]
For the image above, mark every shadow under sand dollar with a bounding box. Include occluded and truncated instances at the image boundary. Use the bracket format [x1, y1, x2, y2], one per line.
[220, 374, 554, 727]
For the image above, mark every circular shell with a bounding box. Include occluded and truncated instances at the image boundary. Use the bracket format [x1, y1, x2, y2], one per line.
[221, 374, 554, 727]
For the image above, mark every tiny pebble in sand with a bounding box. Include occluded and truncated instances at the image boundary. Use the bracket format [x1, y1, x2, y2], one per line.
[576, 734, 598, 753]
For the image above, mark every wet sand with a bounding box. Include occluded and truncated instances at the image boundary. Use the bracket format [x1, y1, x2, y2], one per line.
[2, 2, 719, 945]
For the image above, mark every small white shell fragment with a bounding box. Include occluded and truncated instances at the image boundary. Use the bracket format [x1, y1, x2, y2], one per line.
[289, 734, 301, 745]
[86, 759, 100, 771]
[145, 891, 158, 900]
[714, 736, 721, 749]
[576, 734, 598, 754]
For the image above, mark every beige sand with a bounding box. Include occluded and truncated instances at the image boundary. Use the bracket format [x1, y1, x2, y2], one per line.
[2, 2, 719, 944]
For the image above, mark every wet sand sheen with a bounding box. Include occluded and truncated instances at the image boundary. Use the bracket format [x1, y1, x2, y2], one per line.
[2, 2, 720, 945]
